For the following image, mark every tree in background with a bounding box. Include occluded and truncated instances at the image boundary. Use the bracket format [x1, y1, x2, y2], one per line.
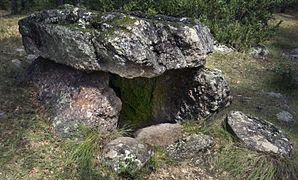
[20, 0, 26, 10]
[58, 0, 65, 6]
[10, 0, 17, 14]
[2, 0, 298, 50]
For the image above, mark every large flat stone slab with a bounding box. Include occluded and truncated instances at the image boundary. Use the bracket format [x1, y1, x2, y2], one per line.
[19, 5, 214, 78]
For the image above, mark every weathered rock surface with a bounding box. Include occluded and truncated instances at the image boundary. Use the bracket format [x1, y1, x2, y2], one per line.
[225, 111, 293, 156]
[28, 58, 122, 135]
[134, 123, 183, 146]
[276, 111, 294, 123]
[101, 137, 153, 174]
[166, 134, 213, 160]
[153, 68, 232, 122]
[112, 68, 232, 128]
[19, 5, 214, 78]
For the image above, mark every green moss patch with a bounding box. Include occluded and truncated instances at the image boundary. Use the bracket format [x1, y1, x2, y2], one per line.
[110, 74, 157, 129]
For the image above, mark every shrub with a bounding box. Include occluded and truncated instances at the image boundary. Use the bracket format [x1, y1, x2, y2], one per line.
[4, 0, 298, 50]
[81, 0, 284, 50]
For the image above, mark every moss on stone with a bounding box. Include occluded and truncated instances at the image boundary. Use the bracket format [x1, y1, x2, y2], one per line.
[106, 13, 136, 27]
[110, 75, 157, 129]
[100, 13, 137, 37]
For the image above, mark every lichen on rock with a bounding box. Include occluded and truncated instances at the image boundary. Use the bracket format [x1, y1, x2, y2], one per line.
[28, 58, 122, 135]
[225, 111, 293, 157]
[19, 5, 214, 78]
[101, 137, 153, 175]
[20, 5, 232, 136]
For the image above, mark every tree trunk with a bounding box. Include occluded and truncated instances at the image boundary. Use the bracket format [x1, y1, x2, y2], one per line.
[11, 0, 18, 15]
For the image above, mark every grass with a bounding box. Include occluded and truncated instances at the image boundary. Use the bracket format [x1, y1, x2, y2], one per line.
[0, 8, 298, 180]
[199, 8, 298, 179]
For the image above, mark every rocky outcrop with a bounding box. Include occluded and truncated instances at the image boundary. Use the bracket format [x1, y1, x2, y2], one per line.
[101, 137, 153, 175]
[225, 111, 293, 157]
[28, 58, 122, 135]
[112, 68, 232, 128]
[134, 123, 183, 146]
[19, 5, 214, 78]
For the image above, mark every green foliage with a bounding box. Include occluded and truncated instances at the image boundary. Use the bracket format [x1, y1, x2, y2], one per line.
[273, 63, 298, 89]
[183, 113, 298, 180]
[3, 0, 297, 49]
[65, 126, 101, 179]
[0, 0, 10, 10]
[65, 126, 130, 179]
[217, 144, 298, 180]
[80, 0, 298, 50]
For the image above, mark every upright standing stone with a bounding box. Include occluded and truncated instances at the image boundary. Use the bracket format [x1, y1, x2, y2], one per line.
[28, 58, 122, 135]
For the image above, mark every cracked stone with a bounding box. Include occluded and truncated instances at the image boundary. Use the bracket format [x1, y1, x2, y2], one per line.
[225, 111, 293, 157]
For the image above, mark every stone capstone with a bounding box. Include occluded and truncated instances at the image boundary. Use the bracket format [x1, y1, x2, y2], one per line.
[111, 68, 232, 128]
[134, 123, 183, 146]
[225, 111, 293, 156]
[19, 5, 214, 78]
[28, 58, 122, 135]
[101, 137, 153, 175]
[166, 134, 214, 160]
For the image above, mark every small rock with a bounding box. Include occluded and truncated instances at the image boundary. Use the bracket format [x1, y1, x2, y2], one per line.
[0, 111, 5, 118]
[11, 59, 22, 67]
[225, 111, 293, 156]
[15, 48, 26, 56]
[214, 44, 234, 54]
[101, 137, 153, 175]
[134, 123, 183, 146]
[266, 92, 285, 99]
[249, 45, 269, 59]
[276, 111, 294, 123]
[289, 48, 298, 58]
[166, 134, 213, 160]
[26, 54, 37, 62]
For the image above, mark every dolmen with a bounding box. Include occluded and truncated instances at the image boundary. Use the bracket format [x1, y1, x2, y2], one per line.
[19, 5, 232, 135]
